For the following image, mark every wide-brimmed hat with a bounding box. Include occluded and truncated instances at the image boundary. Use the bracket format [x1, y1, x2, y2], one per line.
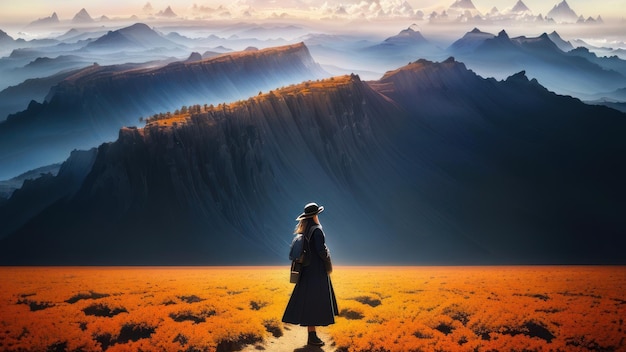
[295, 202, 324, 220]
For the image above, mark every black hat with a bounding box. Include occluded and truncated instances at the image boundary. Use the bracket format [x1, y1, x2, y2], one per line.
[296, 202, 324, 220]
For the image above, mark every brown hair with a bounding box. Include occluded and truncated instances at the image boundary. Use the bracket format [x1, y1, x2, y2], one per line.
[294, 215, 320, 234]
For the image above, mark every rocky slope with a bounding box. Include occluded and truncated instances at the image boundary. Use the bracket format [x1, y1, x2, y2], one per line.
[0, 43, 328, 180]
[1, 58, 624, 265]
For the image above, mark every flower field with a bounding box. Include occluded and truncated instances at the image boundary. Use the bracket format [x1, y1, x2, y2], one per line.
[0, 266, 624, 351]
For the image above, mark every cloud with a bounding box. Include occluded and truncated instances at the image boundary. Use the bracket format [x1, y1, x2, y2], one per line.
[317, 0, 421, 19]
[190, 3, 255, 19]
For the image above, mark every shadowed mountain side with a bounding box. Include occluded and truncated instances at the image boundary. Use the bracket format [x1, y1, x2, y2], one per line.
[0, 149, 96, 241]
[1, 59, 625, 265]
[0, 43, 327, 180]
[0, 70, 78, 121]
[0, 75, 405, 264]
[370, 59, 626, 263]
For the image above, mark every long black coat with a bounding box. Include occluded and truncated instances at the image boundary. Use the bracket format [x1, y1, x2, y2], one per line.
[282, 227, 338, 326]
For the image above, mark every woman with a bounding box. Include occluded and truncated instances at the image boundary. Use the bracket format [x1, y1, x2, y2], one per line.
[282, 202, 338, 347]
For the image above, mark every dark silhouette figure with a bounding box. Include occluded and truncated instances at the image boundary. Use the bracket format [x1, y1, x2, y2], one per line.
[282, 203, 338, 347]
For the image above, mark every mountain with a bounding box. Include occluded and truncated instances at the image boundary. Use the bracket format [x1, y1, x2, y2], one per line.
[567, 47, 626, 77]
[0, 29, 14, 45]
[380, 25, 429, 46]
[157, 6, 177, 17]
[56, 28, 108, 42]
[362, 25, 445, 68]
[547, 31, 574, 52]
[547, 0, 578, 23]
[450, 0, 476, 10]
[85, 23, 178, 51]
[0, 163, 61, 203]
[447, 29, 626, 99]
[0, 149, 96, 240]
[1, 58, 624, 265]
[72, 8, 94, 23]
[0, 43, 328, 180]
[27, 12, 59, 27]
[447, 0, 481, 18]
[447, 28, 494, 54]
[0, 68, 83, 121]
[510, 0, 531, 13]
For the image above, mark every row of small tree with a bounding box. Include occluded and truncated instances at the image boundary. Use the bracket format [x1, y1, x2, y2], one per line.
[139, 76, 353, 124]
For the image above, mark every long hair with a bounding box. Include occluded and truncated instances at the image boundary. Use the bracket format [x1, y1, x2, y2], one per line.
[294, 216, 319, 234]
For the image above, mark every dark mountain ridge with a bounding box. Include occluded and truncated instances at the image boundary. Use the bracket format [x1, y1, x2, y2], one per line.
[1, 58, 624, 265]
[0, 42, 328, 180]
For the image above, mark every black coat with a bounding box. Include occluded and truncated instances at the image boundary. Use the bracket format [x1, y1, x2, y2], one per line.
[282, 227, 339, 326]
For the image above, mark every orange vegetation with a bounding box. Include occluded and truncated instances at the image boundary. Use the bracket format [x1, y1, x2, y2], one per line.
[0, 266, 624, 351]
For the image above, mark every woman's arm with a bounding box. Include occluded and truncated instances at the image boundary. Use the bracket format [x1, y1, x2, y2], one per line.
[312, 229, 332, 272]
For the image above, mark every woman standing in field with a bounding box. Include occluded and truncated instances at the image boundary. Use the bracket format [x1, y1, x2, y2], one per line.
[282, 202, 338, 347]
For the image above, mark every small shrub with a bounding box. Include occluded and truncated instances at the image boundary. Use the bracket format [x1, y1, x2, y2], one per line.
[339, 308, 364, 320]
[65, 291, 109, 304]
[82, 303, 127, 317]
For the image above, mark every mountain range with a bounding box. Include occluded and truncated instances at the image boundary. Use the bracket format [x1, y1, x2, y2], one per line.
[431, 0, 599, 24]
[2, 22, 626, 181]
[447, 28, 626, 99]
[1, 57, 624, 265]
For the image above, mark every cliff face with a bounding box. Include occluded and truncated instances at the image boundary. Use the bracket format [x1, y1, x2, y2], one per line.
[0, 43, 328, 180]
[1, 59, 625, 265]
[0, 75, 401, 264]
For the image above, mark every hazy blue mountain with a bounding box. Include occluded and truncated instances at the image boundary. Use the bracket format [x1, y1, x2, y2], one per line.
[1, 58, 624, 265]
[0, 29, 15, 45]
[0, 23, 188, 91]
[566, 47, 626, 77]
[0, 43, 328, 180]
[361, 25, 446, 71]
[0, 69, 82, 121]
[0, 163, 61, 202]
[447, 28, 494, 54]
[0, 149, 96, 239]
[547, 31, 574, 52]
[447, 29, 626, 99]
[55, 28, 109, 43]
[85, 23, 179, 51]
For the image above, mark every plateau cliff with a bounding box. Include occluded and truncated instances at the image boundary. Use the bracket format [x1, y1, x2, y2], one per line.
[0, 43, 328, 180]
[1, 59, 625, 265]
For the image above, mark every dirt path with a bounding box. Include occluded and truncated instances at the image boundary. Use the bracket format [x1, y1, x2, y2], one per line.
[242, 324, 335, 352]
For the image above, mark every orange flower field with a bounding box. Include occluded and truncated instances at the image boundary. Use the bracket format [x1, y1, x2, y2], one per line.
[0, 266, 624, 351]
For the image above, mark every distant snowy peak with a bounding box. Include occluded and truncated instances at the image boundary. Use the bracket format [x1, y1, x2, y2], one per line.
[430, 0, 596, 25]
[28, 12, 59, 26]
[72, 8, 94, 23]
[157, 6, 177, 17]
[510, 0, 531, 13]
[547, 0, 578, 23]
[450, 0, 477, 10]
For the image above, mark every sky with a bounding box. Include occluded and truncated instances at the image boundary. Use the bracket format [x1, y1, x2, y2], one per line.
[1, 0, 625, 23]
